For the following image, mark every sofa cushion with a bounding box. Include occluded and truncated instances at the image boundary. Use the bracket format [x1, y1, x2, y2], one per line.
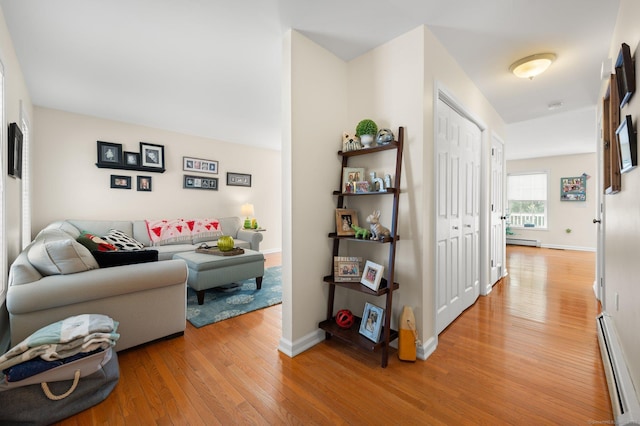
[102, 229, 145, 251]
[92, 250, 158, 268]
[27, 230, 99, 275]
[77, 232, 118, 252]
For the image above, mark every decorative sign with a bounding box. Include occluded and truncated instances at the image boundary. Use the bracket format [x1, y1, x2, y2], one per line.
[560, 176, 586, 201]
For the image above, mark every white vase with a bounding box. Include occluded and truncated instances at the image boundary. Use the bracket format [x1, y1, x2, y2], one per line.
[360, 134, 374, 148]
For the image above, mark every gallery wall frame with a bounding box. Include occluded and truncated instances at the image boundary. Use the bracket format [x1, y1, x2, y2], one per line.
[183, 156, 218, 174]
[227, 172, 251, 187]
[137, 175, 152, 192]
[140, 142, 165, 170]
[8, 122, 23, 178]
[97, 141, 122, 166]
[184, 174, 218, 190]
[110, 175, 131, 189]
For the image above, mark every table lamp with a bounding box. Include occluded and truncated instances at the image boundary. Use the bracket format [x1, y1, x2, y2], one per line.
[241, 203, 254, 229]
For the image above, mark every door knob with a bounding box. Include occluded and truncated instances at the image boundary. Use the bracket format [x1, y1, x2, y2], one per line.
[593, 219, 601, 224]
[464, 224, 471, 228]
[500, 216, 507, 220]
[452, 226, 459, 230]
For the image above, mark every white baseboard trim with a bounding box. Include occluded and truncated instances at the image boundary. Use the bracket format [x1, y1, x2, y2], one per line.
[539, 244, 595, 252]
[418, 336, 437, 360]
[261, 248, 281, 255]
[278, 329, 325, 358]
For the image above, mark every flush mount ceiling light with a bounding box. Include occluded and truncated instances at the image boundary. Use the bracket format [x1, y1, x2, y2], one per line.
[509, 53, 556, 80]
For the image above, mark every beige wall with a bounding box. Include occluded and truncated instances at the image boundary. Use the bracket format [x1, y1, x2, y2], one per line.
[32, 107, 282, 253]
[283, 26, 506, 356]
[507, 153, 597, 250]
[600, 0, 640, 393]
[0, 6, 33, 266]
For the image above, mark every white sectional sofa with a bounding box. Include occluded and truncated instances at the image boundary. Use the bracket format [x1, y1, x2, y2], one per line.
[7, 217, 262, 351]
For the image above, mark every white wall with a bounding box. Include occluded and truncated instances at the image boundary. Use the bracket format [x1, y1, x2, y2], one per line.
[283, 25, 506, 358]
[600, 0, 640, 394]
[31, 107, 282, 253]
[507, 153, 597, 250]
[280, 30, 348, 352]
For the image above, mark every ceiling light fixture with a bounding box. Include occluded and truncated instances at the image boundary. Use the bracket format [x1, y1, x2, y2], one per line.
[509, 53, 556, 80]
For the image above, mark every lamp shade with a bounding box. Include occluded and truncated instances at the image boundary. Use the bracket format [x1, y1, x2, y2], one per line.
[509, 53, 556, 80]
[241, 203, 254, 217]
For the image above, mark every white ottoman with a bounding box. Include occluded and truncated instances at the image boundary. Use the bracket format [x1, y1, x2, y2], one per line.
[173, 249, 265, 305]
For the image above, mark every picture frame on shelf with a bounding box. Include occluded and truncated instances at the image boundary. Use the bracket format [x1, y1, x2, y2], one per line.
[8, 122, 23, 178]
[183, 174, 218, 191]
[361, 260, 384, 291]
[342, 167, 365, 193]
[227, 172, 252, 187]
[110, 175, 131, 189]
[355, 181, 370, 193]
[334, 256, 363, 282]
[97, 141, 122, 166]
[137, 176, 152, 192]
[359, 302, 384, 343]
[183, 156, 218, 174]
[140, 142, 165, 169]
[335, 208, 358, 236]
[124, 151, 140, 167]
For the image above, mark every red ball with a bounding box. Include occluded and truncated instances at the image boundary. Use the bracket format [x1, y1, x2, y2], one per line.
[335, 309, 354, 329]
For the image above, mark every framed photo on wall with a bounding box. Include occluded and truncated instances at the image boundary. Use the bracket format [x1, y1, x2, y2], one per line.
[110, 175, 131, 189]
[183, 174, 218, 190]
[137, 176, 152, 192]
[124, 151, 140, 167]
[97, 141, 122, 166]
[560, 175, 586, 201]
[183, 156, 218, 174]
[140, 142, 165, 170]
[227, 172, 251, 187]
[8, 122, 23, 178]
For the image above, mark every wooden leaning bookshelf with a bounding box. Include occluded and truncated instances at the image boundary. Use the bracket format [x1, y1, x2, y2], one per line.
[319, 126, 404, 368]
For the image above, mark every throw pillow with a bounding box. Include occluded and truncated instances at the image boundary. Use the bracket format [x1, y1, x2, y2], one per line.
[102, 229, 145, 251]
[27, 230, 99, 275]
[92, 250, 158, 268]
[77, 231, 118, 252]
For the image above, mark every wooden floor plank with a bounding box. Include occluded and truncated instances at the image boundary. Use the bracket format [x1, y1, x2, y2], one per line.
[51, 248, 613, 425]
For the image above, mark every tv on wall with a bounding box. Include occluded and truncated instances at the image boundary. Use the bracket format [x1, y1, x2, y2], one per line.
[615, 43, 636, 108]
[616, 114, 637, 174]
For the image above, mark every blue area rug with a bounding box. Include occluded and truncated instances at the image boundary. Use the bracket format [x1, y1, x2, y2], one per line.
[186, 266, 282, 328]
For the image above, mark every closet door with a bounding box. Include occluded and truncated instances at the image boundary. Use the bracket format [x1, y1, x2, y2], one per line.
[436, 98, 481, 334]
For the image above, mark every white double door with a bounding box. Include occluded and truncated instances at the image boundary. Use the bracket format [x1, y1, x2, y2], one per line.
[435, 98, 481, 334]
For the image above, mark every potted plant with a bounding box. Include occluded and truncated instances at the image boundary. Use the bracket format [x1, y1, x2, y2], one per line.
[356, 119, 378, 148]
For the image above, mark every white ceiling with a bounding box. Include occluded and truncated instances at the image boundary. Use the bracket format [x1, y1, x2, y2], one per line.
[0, 0, 621, 159]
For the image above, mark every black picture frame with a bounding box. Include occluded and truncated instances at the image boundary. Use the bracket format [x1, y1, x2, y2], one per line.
[183, 175, 218, 190]
[137, 175, 152, 191]
[124, 151, 140, 167]
[140, 142, 165, 169]
[183, 156, 218, 174]
[617, 114, 637, 174]
[8, 122, 23, 178]
[110, 175, 131, 189]
[615, 43, 636, 109]
[226, 172, 252, 187]
[97, 141, 123, 165]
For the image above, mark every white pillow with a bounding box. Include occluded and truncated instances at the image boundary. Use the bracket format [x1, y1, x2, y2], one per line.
[27, 230, 99, 275]
[102, 229, 145, 250]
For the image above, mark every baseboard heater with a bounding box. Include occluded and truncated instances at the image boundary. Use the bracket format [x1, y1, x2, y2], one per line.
[596, 312, 640, 425]
[505, 237, 540, 247]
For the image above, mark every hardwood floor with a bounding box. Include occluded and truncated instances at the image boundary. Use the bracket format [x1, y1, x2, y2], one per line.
[55, 248, 612, 425]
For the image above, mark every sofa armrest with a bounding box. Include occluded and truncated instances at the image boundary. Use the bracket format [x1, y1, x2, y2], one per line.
[7, 259, 187, 315]
[236, 229, 263, 251]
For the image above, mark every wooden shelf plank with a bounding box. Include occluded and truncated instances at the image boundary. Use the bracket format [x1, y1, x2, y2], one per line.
[333, 188, 399, 196]
[96, 163, 166, 173]
[338, 141, 399, 157]
[319, 316, 398, 352]
[323, 276, 399, 296]
[327, 233, 399, 243]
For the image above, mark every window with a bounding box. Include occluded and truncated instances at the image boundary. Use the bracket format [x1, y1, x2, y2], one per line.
[507, 172, 548, 229]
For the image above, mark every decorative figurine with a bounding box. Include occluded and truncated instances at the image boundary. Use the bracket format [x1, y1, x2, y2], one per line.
[351, 224, 371, 240]
[384, 174, 392, 189]
[342, 132, 362, 152]
[367, 210, 391, 241]
[375, 128, 394, 145]
[370, 172, 385, 192]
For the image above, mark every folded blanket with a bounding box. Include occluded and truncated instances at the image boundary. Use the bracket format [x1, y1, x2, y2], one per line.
[4, 348, 103, 382]
[146, 218, 192, 245]
[0, 314, 118, 371]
